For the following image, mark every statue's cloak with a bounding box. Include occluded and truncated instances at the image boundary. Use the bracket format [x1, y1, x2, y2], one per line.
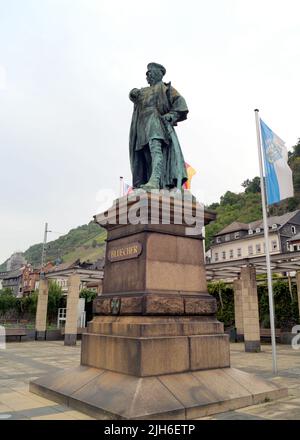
[129, 82, 189, 189]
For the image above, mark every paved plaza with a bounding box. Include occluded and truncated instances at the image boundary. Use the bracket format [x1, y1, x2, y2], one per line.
[0, 341, 299, 420]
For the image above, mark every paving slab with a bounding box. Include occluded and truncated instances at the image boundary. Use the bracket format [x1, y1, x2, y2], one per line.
[0, 341, 299, 419]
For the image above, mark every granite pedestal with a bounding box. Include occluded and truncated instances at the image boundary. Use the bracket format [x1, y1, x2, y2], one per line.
[30, 192, 287, 419]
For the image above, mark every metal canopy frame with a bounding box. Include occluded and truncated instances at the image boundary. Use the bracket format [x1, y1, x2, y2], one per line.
[45, 268, 103, 283]
[206, 251, 300, 281]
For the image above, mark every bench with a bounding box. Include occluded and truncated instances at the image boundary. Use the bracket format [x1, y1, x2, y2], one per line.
[5, 328, 27, 342]
[260, 328, 281, 341]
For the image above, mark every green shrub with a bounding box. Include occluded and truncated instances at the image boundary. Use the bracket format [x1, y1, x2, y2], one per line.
[18, 292, 38, 316]
[47, 281, 64, 323]
[80, 288, 97, 303]
[0, 289, 17, 314]
[208, 279, 299, 329]
[208, 282, 235, 327]
[258, 280, 299, 329]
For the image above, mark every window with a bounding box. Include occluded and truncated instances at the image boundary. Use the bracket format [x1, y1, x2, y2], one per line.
[237, 248, 242, 257]
[272, 224, 277, 229]
[214, 253, 219, 262]
[216, 237, 221, 244]
[229, 249, 234, 259]
[248, 229, 253, 235]
[271, 240, 278, 251]
[248, 245, 253, 256]
[291, 226, 296, 235]
[256, 228, 261, 233]
[234, 232, 240, 239]
[225, 234, 230, 242]
[222, 251, 226, 260]
[256, 243, 261, 253]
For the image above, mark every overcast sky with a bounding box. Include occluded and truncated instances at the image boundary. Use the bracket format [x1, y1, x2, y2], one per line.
[0, 0, 300, 263]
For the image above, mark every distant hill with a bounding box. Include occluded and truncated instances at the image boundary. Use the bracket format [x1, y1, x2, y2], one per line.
[205, 188, 262, 250]
[0, 222, 106, 271]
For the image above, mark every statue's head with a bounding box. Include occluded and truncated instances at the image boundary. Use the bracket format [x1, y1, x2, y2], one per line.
[146, 62, 166, 86]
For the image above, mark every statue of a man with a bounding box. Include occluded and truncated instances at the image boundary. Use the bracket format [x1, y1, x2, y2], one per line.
[129, 62, 189, 190]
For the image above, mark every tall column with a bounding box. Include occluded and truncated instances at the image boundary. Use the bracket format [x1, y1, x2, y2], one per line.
[64, 273, 81, 346]
[296, 271, 300, 321]
[241, 266, 261, 352]
[35, 278, 49, 340]
[233, 278, 244, 341]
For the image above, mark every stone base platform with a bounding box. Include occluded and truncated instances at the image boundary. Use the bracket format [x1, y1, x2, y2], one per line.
[30, 366, 288, 420]
[81, 316, 230, 376]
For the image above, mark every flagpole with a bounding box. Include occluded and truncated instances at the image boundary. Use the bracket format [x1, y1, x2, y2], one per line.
[255, 109, 278, 375]
[119, 176, 124, 197]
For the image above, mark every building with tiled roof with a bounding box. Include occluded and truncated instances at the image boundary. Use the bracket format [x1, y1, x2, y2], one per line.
[209, 210, 300, 263]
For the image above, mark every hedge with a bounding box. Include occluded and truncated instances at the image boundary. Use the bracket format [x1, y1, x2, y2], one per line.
[0, 281, 66, 323]
[208, 280, 299, 329]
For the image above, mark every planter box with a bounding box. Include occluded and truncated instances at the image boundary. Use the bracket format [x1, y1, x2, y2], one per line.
[46, 330, 64, 341]
[280, 332, 298, 345]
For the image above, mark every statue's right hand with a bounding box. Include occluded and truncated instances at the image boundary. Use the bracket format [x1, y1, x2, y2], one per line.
[129, 88, 140, 102]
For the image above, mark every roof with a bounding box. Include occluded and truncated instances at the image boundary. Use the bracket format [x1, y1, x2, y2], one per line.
[217, 222, 249, 235]
[215, 210, 300, 237]
[46, 259, 104, 275]
[288, 232, 300, 242]
[267, 210, 300, 227]
[249, 211, 300, 230]
[33, 262, 54, 271]
[47, 260, 81, 274]
[1, 268, 23, 280]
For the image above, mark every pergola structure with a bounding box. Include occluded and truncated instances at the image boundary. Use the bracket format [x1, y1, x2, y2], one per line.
[205, 251, 300, 353]
[206, 250, 300, 280]
[36, 261, 104, 346]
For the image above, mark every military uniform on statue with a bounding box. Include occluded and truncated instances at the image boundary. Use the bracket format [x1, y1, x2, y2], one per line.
[129, 62, 188, 190]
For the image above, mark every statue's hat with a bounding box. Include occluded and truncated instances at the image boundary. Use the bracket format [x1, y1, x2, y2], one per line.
[147, 62, 166, 76]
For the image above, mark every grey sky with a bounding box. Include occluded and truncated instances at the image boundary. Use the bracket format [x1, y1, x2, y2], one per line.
[1, 0, 300, 263]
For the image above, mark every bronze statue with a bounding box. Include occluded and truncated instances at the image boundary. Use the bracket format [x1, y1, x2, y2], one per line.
[129, 63, 189, 190]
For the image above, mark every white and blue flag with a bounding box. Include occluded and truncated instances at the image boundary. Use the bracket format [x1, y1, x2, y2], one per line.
[260, 119, 294, 205]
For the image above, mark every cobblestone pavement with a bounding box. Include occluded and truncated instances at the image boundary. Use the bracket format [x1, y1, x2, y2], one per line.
[0, 340, 92, 420]
[0, 341, 299, 420]
[202, 343, 300, 420]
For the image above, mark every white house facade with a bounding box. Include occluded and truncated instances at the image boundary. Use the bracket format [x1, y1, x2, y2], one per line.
[209, 210, 300, 264]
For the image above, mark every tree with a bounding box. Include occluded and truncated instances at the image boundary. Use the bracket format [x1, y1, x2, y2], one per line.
[19, 292, 38, 316]
[80, 288, 97, 303]
[47, 281, 64, 323]
[0, 287, 14, 296]
[241, 177, 261, 194]
[0, 288, 17, 315]
[220, 191, 241, 206]
[291, 138, 300, 158]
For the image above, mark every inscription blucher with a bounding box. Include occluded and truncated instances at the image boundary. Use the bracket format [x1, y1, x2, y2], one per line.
[107, 242, 142, 262]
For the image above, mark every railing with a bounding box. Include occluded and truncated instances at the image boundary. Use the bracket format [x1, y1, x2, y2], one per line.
[57, 308, 86, 329]
[57, 308, 66, 329]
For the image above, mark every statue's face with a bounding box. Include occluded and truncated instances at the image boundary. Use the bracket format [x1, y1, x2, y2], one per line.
[146, 67, 163, 86]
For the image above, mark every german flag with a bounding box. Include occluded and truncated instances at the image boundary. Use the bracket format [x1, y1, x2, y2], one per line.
[183, 162, 196, 190]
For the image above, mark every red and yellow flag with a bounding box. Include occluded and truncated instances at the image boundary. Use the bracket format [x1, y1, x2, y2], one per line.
[183, 162, 196, 190]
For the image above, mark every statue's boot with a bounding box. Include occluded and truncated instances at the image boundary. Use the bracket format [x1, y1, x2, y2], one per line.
[141, 139, 163, 190]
